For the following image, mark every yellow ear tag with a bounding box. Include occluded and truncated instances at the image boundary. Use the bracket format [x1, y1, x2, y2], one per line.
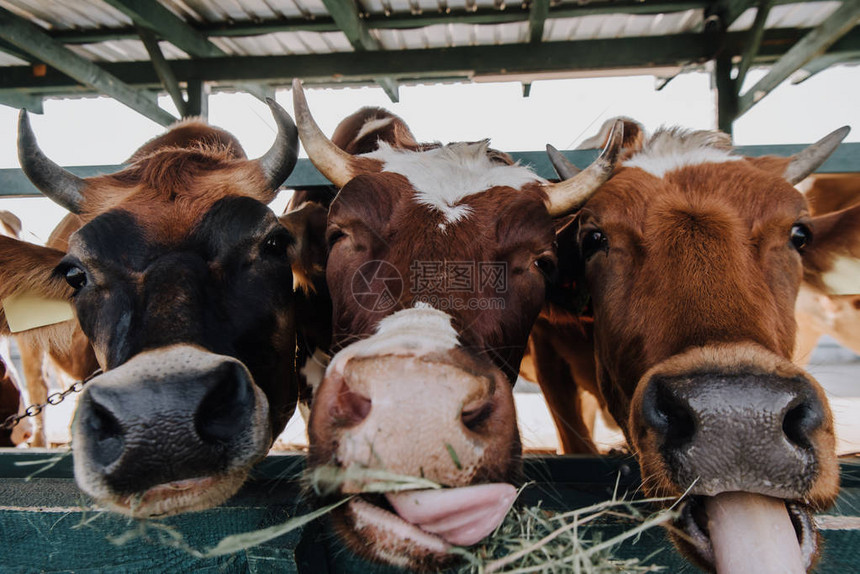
[2, 292, 74, 333]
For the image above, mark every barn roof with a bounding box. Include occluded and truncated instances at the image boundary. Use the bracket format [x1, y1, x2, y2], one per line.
[0, 0, 856, 130]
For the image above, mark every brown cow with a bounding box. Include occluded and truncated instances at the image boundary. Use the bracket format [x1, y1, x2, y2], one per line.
[535, 121, 852, 571]
[794, 174, 860, 363]
[0, 340, 32, 447]
[0, 101, 306, 518]
[6, 212, 99, 447]
[292, 79, 622, 569]
[0, 210, 33, 447]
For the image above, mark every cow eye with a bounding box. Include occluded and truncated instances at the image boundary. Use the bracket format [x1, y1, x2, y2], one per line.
[64, 266, 87, 290]
[534, 255, 557, 278]
[326, 229, 346, 249]
[261, 231, 292, 258]
[580, 229, 608, 259]
[790, 224, 812, 252]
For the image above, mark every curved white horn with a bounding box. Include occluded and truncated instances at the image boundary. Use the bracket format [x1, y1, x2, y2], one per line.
[784, 126, 850, 185]
[543, 120, 623, 216]
[546, 144, 582, 180]
[292, 79, 359, 188]
[18, 110, 87, 214]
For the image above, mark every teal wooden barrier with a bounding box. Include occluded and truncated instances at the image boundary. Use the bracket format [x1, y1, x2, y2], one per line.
[1, 142, 859, 198]
[1, 450, 858, 573]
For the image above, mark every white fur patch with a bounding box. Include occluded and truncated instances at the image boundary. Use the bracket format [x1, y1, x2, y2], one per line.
[821, 255, 860, 295]
[364, 141, 544, 224]
[625, 128, 742, 178]
[353, 117, 395, 147]
[300, 347, 331, 395]
[327, 305, 460, 375]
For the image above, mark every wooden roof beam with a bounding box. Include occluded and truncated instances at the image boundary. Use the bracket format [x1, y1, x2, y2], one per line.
[737, 0, 860, 117]
[101, 0, 270, 104]
[1, 28, 857, 93]
[319, 0, 400, 102]
[734, 0, 775, 92]
[0, 7, 176, 126]
[529, 0, 550, 44]
[138, 28, 187, 117]
[0, 92, 42, 113]
[792, 51, 860, 83]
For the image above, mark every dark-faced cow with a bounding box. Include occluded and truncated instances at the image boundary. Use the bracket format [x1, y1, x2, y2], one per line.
[0, 102, 306, 517]
[291, 80, 621, 569]
[535, 120, 852, 571]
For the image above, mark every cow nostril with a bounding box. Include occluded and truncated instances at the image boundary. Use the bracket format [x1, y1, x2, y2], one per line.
[196, 364, 255, 444]
[643, 379, 696, 449]
[782, 398, 824, 449]
[461, 400, 492, 431]
[87, 401, 124, 468]
[333, 387, 372, 427]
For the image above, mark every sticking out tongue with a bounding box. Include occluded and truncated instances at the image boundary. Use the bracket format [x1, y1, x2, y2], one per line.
[386, 483, 517, 546]
[705, 492, 805, 574]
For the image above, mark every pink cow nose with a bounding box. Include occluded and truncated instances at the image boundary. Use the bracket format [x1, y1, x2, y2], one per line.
[329, 383, 372, 428]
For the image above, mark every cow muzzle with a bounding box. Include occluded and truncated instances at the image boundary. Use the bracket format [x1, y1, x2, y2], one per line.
[308, 311, 521, 569]
[630, 343, 838, 572]
[72, 344, 271, 517]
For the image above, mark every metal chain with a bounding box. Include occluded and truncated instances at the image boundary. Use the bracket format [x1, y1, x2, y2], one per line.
[1, 369, 102, 431]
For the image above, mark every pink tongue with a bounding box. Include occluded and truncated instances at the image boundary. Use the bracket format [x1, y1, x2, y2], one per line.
[705, 492, 805, 574]
[386, 483, 517, 546]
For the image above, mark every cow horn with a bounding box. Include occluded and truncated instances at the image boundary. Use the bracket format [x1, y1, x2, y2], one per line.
[255, 98, 300, 196]
[784, 126, 850, 185]
[292, 78, 360, 188]
[543, 119, 623, 216]
[546, 144, 582, 180]
[18, 110, 86, 214]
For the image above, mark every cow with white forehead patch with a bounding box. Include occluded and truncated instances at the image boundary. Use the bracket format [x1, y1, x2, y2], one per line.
[291, 79, 622, 569]
[0, 101, 310, 518]
[532, 118, 854, 572]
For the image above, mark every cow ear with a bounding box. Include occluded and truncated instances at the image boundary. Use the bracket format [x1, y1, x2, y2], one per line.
[0, 235, 76, 343]
[802, 202, 860, 295]
[577, 116, 646, 159]
[279, 200, 329, 293]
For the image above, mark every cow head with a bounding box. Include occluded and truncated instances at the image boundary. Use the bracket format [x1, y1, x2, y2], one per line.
[550, 122, 852, 570]
[793, 175, 860, 363]
[292, 80, 621, 568]
[0, 101, 303, 517]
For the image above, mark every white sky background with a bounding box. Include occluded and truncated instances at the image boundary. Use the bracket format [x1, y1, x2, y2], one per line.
[0, 65, 858, 241]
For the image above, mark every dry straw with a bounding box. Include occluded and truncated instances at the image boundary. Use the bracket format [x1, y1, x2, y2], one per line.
[109, 464, 678, 571]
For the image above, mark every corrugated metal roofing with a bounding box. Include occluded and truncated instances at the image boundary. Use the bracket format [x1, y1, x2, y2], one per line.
[0, 0, 849, 59]
[0, 0, 854, 115]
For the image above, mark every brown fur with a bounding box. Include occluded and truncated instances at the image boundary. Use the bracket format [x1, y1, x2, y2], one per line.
[0, 355, 22, 446]
[531, 126, 846, 568]
[328, 176, 553, 381]
[306, 107, 553, 569]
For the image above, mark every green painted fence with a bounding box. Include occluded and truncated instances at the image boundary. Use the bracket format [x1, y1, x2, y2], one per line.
[1, 142, 859, 198]
[1, 450, 858, 573]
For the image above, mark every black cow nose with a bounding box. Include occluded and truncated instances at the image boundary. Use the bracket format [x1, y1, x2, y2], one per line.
[83, 399, 124, 468]
[196, 362, 256, 444]
[639, 371, 826, 495]
[74, 349, 261, 495]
